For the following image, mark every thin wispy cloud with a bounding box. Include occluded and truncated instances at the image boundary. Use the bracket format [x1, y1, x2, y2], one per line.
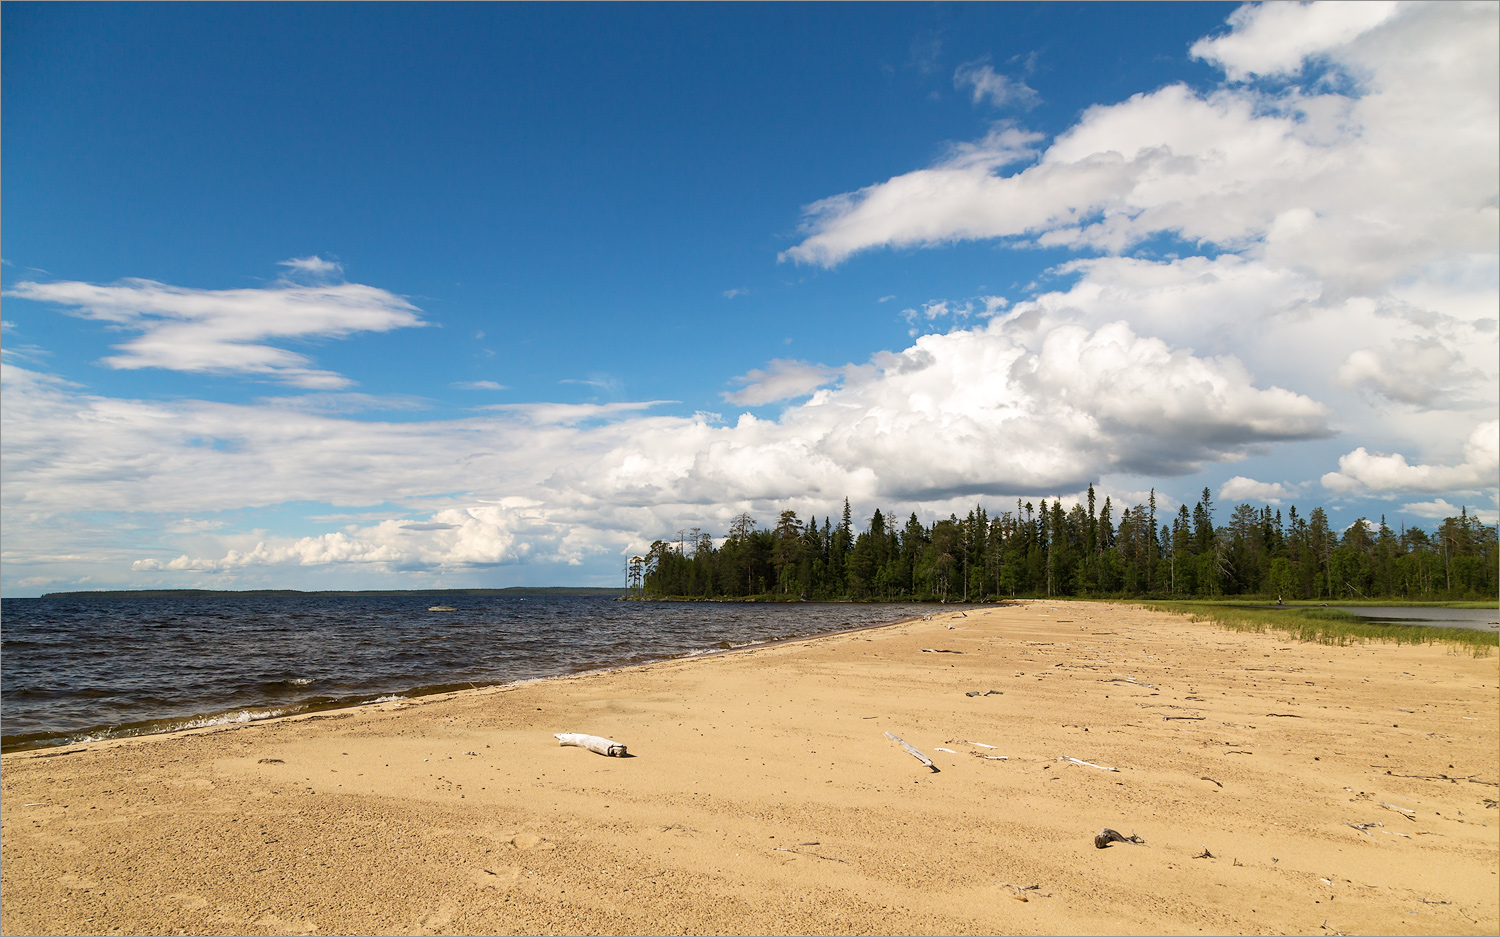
[451, 380, 507, 391]
[954, 63, 1039, 110]
[6, 270, 425, 388]
[277, 255, 343, 279]
[724, 359, 841, 406]
[559, 377, 621, 391]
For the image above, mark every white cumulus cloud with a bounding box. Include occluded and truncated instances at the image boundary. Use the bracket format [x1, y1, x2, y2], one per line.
[5, 298, 1332, 578]
[1219, 476, 1293, 504]
[784, 1, 1495, 298]
[1322, 421, 1499, 495]
[1189, 0, 1401, 81]
[776, 0, 1496, 525]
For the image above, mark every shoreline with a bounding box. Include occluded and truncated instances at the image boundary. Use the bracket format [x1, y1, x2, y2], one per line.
[1, 609, 935, 756]
[4, 600, 1496, 936]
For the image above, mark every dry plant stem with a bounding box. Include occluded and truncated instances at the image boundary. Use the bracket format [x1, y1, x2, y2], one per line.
[773, 847, 848, 864]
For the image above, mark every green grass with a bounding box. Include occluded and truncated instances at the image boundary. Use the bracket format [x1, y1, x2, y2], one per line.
[1137, 601, 1497, 656]
[1191, 597, 1498, 609]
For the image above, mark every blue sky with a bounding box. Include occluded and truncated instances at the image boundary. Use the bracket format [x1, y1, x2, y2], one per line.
[3, 2, 1496, 595]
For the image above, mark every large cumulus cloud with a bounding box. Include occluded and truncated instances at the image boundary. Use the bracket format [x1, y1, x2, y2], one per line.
[783, 0, 1497, 512]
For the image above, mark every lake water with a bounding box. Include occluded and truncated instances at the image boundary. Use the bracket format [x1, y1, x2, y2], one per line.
[0, 594, 933, 752]
[1335, 606, 1500, 631]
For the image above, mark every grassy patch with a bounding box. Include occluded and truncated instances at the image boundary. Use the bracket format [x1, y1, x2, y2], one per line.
[1139, 601, 1496, 656]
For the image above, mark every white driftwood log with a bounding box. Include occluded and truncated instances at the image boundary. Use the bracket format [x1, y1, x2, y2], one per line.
[555, 733, 627, 757]
[885, 731, 938, 771]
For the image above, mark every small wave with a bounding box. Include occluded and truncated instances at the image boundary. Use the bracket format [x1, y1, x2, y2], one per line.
[175, 707, 293, 731]
[368, 694, 405, 704]
[2, 705, 301, 753]
[289, 678, 312, 686]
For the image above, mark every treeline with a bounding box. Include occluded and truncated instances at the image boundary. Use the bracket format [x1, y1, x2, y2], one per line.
[638, 488, 1497, 602]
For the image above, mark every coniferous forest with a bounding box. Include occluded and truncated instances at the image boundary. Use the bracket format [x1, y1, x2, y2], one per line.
[637, 488, 1497, 602]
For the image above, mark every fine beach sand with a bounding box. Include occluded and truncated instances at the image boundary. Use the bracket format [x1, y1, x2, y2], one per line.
[3, 601, 1496, 936]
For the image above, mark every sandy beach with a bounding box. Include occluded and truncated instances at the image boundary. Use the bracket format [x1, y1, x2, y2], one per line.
[2, 601, 1496, 936]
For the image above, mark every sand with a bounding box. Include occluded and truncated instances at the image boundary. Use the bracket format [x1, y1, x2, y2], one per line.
[2, 601, 1496, 936]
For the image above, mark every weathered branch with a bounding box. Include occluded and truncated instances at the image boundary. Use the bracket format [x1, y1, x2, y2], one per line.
[885, 731, 938, 771]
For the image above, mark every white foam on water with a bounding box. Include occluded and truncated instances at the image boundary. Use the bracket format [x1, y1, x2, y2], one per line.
[177, 707, 292, 730]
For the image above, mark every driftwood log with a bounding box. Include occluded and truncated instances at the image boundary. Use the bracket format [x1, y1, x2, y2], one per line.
[1059, 755, 1119, 772]
[1094, 828, 1145, 848]
[555, 733, 627, 757]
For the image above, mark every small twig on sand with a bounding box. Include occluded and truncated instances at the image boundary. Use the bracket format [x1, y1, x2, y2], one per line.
[997, 882, 1048, 901]
[1344, 821, 1378, 834]
[1060, 756, 1119, 772]
[1201, 776, 1223, 788]
[1102, 677, 1155, 689]
[1376, 769, 1498, 786]
[1164, 715, 1205, 721]
[1378, 801, 1416, 819]
[774, 847, 848, 863]
[1193, 846, 1215, 859]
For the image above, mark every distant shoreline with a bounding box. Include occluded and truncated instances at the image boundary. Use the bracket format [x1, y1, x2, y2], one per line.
[28, 588, 1496, 609]
[34, 586, 626, 599]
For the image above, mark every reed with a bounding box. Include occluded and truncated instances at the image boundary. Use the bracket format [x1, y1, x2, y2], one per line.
[1138, 601, 1496, 656]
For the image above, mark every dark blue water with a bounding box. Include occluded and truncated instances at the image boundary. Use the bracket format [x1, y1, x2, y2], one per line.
[0, 594, 930, 752]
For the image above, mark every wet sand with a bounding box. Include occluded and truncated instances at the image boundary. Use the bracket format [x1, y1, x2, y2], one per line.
[3, 601, 1496, 936]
